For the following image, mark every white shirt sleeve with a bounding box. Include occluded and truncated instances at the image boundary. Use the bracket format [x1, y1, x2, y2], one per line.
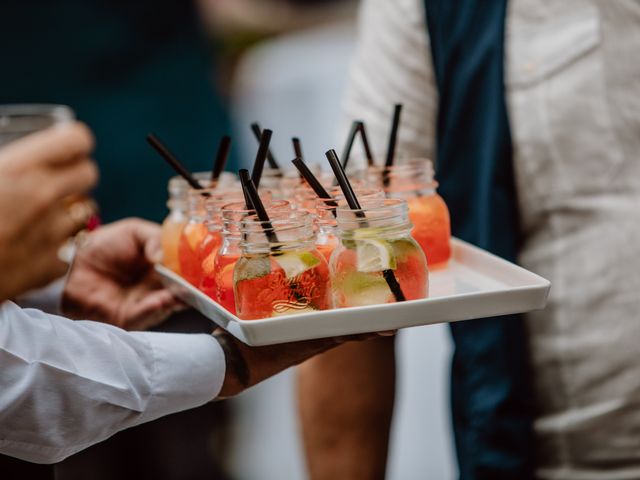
[341, 0, 437, 163]
[0, 301, 225, 464]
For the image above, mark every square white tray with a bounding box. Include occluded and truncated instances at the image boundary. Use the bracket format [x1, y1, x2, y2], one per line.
[156, 238, 550, 346]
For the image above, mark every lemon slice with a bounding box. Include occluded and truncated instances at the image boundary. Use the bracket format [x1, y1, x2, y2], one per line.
[274, 251, 320, 279]
[356, 239, 397, 273]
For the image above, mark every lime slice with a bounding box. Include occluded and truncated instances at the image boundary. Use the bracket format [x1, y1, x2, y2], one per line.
[274, 251, 320, 279]
[353, 227, 384, 241]
[356, 239, 397, 272]
[339, 271, 393, 306]
[234, 255, 271, 282]
[391, 238, 419, 261]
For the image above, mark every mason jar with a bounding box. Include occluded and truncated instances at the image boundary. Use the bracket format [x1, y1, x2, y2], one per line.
[234, 211, 331, 319]
[161, 171, 238, 274]
[331, 198, 428, 308]
[368, 159, 451, 267]
[203, 199, 291, 311]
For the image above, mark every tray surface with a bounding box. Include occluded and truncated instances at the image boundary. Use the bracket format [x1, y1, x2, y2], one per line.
[156, 238, 550, 346]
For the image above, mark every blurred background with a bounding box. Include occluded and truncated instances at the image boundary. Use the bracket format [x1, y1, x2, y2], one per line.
[0, 0, 456, 477]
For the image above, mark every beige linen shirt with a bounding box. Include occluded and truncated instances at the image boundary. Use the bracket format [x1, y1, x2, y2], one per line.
[344, 1, 640, 478]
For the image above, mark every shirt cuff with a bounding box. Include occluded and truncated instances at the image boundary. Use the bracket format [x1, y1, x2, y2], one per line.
[14, 277, 67, 314]
[133, 332, 226, 424]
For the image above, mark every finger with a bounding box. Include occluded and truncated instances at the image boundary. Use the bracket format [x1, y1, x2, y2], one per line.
[121, 289, 182, 331]
[144, 233, 162, 264]
[12, 244, 69, 295]
[0, 122, 95, 169]
[43, 202, 93, 244]
[377, 330, 397, 337]
[120, 218, 162, 264]
[43, 158, 99, 203]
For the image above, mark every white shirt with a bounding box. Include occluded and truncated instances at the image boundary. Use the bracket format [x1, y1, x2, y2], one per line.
[346, 0, 640, 478]
[0, 300, 225, 464]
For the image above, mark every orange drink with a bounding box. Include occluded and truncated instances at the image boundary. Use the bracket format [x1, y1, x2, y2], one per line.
[162, 172, 238, 274]
[368, 159, 451, 267]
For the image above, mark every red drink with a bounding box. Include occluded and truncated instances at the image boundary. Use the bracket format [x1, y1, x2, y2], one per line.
[233, 211, 330, 320]
[331, 199, 428, 307]
[178, 221, 208, 286]
[235, 251, 331, 319]
[212, 252, 240, 314]
[206, 200, 291, 313]
[408, 194, 451, 268]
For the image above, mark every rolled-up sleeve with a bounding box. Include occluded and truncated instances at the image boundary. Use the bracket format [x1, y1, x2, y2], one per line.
[0, 301, 225, 464]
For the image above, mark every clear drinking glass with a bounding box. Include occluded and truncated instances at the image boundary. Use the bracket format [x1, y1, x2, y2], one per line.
[0, 104, 99, 231]
[0, 104, 74, 146]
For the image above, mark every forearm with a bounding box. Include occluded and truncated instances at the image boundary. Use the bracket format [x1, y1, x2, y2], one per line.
[214, 329, 342, 398]
[0, 302, 224, 464]
[297, 337, 396, 480]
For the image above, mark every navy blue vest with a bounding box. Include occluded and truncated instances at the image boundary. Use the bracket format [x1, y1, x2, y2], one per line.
[424, 1, 534, 478]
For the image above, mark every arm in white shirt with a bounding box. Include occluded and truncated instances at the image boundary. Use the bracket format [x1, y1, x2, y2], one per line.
[0, 300, 225, 464]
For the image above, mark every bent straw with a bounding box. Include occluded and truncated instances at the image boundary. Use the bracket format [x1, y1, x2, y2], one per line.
[325, 149, 406, 302]
[292, 137, 304, 161]
[251, 122, 280, 170]
[358, 122, 375, 167]
[340, 120, 361, 170]
[385, 104, 403, 167]
[212, 136, 232, 183]
[291, 158, 338, 216]
[147, 133, 202, 190]
[239, 169, 278, 244]
[251, 129, 273, 189]
[238, 169, 254, 211]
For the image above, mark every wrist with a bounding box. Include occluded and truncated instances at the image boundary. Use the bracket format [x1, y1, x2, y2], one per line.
[213, 330, 251, 398]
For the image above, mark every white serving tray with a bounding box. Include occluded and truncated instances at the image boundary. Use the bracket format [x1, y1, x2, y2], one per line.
[156, 238, 550, 346]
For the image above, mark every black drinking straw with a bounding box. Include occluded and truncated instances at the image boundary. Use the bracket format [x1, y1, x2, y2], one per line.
[238, 169, 254, 211]
[292, 137, 304, 161]
[239, 169, 278, 244]
[358, 122, 375, 167]
[325, 149, 406, 302]
[340, 120, 361, 170]
[147, 133, 202, 190]
[251, 129, 273, 189]
[251, 122, 280, 170]
[385, 104, 403, 168]
[291, 158, 338, 216]
[211, 136, 232, 183]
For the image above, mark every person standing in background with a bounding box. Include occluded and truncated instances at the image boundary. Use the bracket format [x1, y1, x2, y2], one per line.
[299, 0, 640, 479]
[0, 1, 233, 479]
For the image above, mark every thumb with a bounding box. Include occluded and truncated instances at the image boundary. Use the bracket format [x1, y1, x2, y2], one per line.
[145, 235, 163, 264]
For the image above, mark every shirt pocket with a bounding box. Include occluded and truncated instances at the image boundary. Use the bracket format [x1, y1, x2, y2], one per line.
[506, 5, 624, 213]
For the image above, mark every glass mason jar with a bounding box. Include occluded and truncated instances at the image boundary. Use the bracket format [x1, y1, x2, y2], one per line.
[207, 200, 291, 312]
[331, 199, 429, 308]
[178, 189, 242, 286]
[161, 177, 191, 274]
[314, 198, 339, 263]
[234, 211, 331, 320]
[161, 172, 238, 274]
[368, 159, 451, 267]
